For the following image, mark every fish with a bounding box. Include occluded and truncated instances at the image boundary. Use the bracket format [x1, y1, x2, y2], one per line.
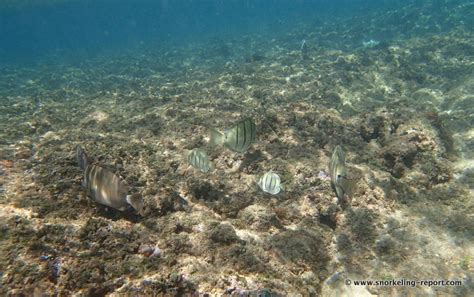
[258, 170, 282, 195]
[187, 148, 214, 173]
[76, 145, 144, 214]
[300, 39, 307, 53]
[210, 118, 256, 153]
[329, 145, 350, 203]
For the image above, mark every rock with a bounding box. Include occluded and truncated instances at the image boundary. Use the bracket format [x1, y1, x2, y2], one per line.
[239, 205, 282, 231]
[208, 223, 239, 244]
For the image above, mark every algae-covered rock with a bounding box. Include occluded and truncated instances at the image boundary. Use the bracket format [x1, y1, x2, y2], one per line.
[346, 208, 378, 244]
[270, 227, 330, 273]
[208, 222, 240, 244]
[238, 204, 282, 231]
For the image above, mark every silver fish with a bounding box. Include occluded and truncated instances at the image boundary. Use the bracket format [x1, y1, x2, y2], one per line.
[187, 148, 214, 173]
[329, 145, 349, 202]
[76, 145, 144, 214]
[210, 118, 256, 153]
[258, 170, 282, 195]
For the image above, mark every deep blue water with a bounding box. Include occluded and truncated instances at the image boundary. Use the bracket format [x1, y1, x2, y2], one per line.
[0, 0, 408, 66]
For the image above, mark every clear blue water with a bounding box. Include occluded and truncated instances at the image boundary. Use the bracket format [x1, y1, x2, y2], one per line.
[0, 0, 405, 66]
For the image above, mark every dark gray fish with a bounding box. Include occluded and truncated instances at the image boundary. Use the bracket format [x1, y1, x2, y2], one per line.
[76, 145, 144, 214]
[210, 118, 256, 153]
[187, 148, 213, 173]
[258, 170, 282, 195]
[329, 145, 350, 202]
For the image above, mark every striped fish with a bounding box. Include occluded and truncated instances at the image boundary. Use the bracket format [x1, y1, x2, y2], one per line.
[329, 145, 349, 203]
[187, 148, 214, 173]
[210, 118, 256, 153]
[76, 145, 144, 214]
[258, 170, 282, 195]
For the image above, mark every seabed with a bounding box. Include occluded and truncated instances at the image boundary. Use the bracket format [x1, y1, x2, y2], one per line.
[0, 1, 473, 296]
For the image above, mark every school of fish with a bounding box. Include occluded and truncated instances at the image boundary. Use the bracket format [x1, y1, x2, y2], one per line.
[75, 117, 351, 214]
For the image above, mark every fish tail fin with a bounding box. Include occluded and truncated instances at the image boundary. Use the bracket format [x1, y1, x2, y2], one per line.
[76, 145, 89, 170]
[126, 194, 145, 216]
[209, 129, 224, 147]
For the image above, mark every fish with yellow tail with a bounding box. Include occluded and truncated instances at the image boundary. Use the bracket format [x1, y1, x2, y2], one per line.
[76, 145, 144, 215]
[210, 118, 257, 153]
